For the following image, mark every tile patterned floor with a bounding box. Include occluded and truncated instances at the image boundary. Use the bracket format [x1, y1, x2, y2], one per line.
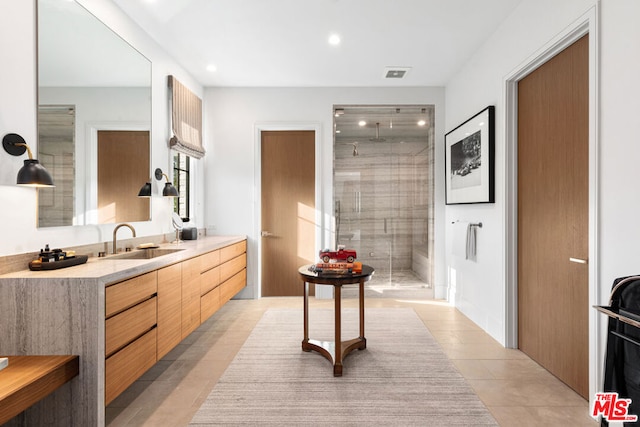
[106, 289, 597, 426]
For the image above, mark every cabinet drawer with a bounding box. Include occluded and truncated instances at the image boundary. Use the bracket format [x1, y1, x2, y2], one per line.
[220, 269, 247, 304]
[220, 253, 246, 283]
[106, 272, 157, 318]
[105, 328, 156, 405]
[201, 286, 221, 323]
[106, 297, 156, 357]
[220, 240, 246, 264]
[200, 249, 220, 272]
[201, 265, 220, 295]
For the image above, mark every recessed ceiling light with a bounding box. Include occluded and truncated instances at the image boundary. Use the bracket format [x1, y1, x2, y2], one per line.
[358, 120, 366, 127]
[417, 120, 426, 126]
[335, 130, 341, 134]
[206, 64, 217, 72]
[328, 33, 341, 46]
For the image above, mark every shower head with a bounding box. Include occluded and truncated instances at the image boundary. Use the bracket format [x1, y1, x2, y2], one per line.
[352, 142, 358, 156]
[369, 122, 386, 142]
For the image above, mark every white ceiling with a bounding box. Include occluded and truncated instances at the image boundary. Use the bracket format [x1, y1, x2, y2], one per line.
[40, 0, 151, 87]
[110, 0, 523, 88]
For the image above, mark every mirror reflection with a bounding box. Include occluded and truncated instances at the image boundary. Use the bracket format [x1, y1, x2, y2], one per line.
[37, 0, 152, 227]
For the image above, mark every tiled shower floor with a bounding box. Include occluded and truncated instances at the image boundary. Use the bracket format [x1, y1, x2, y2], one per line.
[342, 269, 433, 299]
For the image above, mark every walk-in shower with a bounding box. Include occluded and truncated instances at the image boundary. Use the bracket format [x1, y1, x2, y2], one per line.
[333, 105, 435, 293]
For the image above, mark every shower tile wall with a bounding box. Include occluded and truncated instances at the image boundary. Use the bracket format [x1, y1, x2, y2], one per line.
[334, 128, 434, 286]
[38, 106, 75, 227]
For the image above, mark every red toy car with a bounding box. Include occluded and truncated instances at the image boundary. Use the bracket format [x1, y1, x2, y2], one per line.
[318, 246, 357, 263]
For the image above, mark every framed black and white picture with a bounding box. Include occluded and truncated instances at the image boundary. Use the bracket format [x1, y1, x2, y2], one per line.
[445, 106, 495, 204]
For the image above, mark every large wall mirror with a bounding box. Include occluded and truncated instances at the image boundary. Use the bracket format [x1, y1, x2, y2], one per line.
[37, 0, 152, 227]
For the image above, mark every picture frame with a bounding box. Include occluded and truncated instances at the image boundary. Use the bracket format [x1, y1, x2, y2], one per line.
[445, 106, 495, 204]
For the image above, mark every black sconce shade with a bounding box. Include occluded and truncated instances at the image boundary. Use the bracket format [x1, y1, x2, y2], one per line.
[3, 133, 54, 187]
[137, 182, 152, 197]
[138, 167, 179, 197]
[157, 168, 179, 197]
[163, 182, 179, 197]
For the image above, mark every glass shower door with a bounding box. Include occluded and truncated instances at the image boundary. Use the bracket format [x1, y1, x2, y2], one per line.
[333, 105, 433, 290]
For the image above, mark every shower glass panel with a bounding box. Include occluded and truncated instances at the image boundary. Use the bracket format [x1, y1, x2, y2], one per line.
[333, 105, 434, 289]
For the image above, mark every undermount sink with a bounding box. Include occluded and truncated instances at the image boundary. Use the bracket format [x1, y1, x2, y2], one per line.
[105, 248, 184, 260]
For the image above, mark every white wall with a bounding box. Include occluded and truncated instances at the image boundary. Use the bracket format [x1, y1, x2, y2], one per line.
[598, 0, 640, 400]
[446, 0, 640, 402]
[0, 0, 203, 256]
[599, 1, 640, 308]
[204, 87, 446, 298]
[444, 0, 596, 345]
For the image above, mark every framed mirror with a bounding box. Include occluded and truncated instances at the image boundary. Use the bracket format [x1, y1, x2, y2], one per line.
[37, 0, 152, 227]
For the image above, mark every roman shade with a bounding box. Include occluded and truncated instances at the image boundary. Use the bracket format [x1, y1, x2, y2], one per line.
[168, 75, 205, 159]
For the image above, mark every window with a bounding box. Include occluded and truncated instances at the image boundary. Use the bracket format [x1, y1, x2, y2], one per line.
[173, 152, 190, 220]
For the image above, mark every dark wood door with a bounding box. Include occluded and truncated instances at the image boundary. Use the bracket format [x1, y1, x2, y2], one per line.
[517, 35, 589, 398]
[261, 130, 316, 296]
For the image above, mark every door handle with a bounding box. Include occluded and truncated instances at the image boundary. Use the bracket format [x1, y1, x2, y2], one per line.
[261, 231, 274, 237]
[569, 257, 588, 264]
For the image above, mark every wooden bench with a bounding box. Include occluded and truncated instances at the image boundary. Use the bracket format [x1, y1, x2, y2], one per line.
[0, 355, 79, 424]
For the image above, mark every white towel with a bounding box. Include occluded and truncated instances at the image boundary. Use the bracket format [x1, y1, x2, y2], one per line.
[466, 223, 476, 261]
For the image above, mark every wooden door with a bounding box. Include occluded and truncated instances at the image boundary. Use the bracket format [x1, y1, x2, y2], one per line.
[517, 35, 589, 398]
[261, 131, 316, 297]
[97, 130, 150, 223]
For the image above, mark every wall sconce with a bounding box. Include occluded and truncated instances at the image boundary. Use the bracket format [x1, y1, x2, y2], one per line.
[138, 168, 179, 197]
[2, 133, 54, 187]
[137, 181, 152, 197]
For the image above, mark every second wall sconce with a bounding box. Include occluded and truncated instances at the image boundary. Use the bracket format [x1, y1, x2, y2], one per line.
[2, 133, 54, 187]
[138, 168, 179, 197]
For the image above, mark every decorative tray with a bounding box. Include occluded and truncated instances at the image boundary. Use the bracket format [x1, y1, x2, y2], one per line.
[28, 255, 88, 271]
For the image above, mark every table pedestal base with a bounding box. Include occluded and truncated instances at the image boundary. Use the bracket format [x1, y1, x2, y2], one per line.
[302, 337, 366, 376]
[301, 273, 368, 377]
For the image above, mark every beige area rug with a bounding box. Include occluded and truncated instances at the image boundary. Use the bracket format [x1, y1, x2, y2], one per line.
[190, 308, 497, 426]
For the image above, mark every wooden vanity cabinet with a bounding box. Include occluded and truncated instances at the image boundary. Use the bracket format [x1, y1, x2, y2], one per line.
[220, 240, 246, 264]
[200, 240, 247, 323]
[105, 271, 156, 318]
[157, 263, 182, 360]
[181, 256, 202, 339]
[104, 239, 247, 406]
[104, 272, 158, 405]
[221, 267, 247, 305]
[200, 259, 222, 322]
[219, 241, 247, 305]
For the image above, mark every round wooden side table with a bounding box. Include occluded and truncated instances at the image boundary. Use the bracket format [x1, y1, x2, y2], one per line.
[298, 264, 374, 376]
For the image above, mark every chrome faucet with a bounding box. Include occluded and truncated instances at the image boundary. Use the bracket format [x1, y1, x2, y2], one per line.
[113, 223, 136, 254]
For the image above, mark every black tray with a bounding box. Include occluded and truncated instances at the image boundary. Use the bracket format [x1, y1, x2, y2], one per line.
[29, 255, 88, 271]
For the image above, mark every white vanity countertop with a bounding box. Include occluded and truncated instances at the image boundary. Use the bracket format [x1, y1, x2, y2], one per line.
[0, 235, 246, 284]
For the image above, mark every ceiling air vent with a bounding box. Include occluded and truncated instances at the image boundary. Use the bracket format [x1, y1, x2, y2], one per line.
[383, 67, 411, 79]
